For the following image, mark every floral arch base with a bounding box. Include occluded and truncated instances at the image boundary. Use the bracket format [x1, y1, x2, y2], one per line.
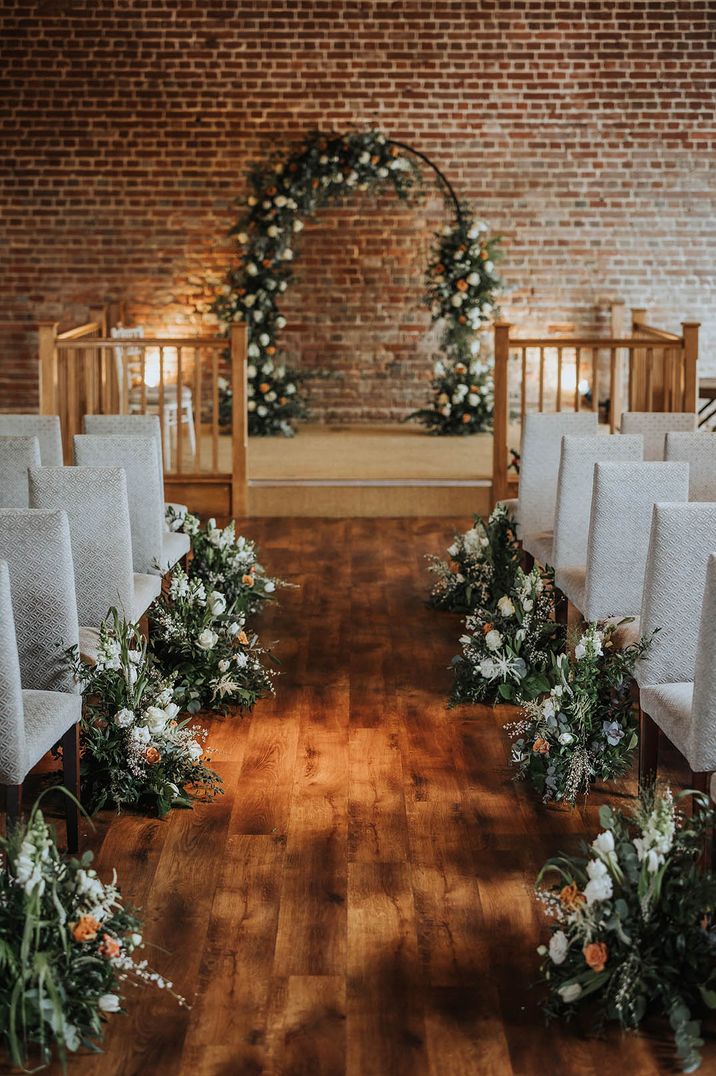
[212, 128, 502, 436]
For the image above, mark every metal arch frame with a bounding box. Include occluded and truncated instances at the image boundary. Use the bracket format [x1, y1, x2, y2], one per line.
[386, 139, 462, 222]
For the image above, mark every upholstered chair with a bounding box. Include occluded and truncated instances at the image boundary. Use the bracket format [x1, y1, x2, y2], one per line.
[549, 434, 644, 572]
[82, 413, 187, 520]
[555, 461, 689, 622]
[0, 415, 63, 465]
[619, 411, 696, 461]
[0, 436, 41, 509]
[73, 434, 188, 574]
[640, 551, 716, 791]
[665, 431, 716, 501]
[0, 560, 82, 849]
[28, 467, 161, 655]
[517, 411, 598, 562]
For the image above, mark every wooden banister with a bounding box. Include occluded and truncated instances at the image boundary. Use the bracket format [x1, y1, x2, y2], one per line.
[231, 323, 249, 518]
[38, 320, 59, 415]
[491, 321, 511, 507]
[682, 321, 700, 412]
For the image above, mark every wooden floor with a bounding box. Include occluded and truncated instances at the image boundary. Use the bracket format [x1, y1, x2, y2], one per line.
[31, 518, 715, 1075]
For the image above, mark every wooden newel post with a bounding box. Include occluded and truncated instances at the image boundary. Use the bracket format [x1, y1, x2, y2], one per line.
[682, 321, 700, 412]
[492, 321, 511, 507]
[230, 323, 249, 519]
[38, 321, 59, 416]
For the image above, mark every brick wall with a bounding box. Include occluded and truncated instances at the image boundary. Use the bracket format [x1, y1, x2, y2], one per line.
[2, 0, 714, 421]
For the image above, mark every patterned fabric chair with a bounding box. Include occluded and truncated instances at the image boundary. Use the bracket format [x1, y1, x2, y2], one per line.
[550, 434, 643, 572]
[619, 411, 696, 461]
[82, 413, 188, 521]
[0, 436, 41, 509]
[640, 551, 716, 788]
[28, 466, 161, 643]
[73, 434, 188, 575]
[517, 411, 598, 562]
[0, 415, 63, 465]
[0, 559, 82, 849]
[665, 431, 716, 501]
[555, 461, 689, 621]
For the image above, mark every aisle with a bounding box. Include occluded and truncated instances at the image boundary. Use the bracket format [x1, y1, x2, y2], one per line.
[42, 519, 708, 1075]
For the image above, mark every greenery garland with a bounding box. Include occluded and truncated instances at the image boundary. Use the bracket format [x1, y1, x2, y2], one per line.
[212, 127, 501, 436]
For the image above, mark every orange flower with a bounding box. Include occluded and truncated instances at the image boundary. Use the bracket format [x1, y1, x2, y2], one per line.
[370, 154, 380, 165]
[266, 345, 276, 355]
[470, 384, 479, 392]
[482, 622, 494, 635]
[455, 363, 467, 374]
[279, 396, 287, 406]
[462, 413, 471, 424]
[456, 278, 468, 292]
[532, 737, 550, 755]
[262, 258, 273, 268]
[266, 185, 277, 196]
[559, 882, 586, 911]
[145, 746, 161, 765]
[72, 915, 100, 943]
[390, 144, 400, 157]
[480, 248, 489, 260]
[434, 263, 445, 275]
[99, 933, 121, 959]
[583, 941, 608, 973]
[242, 574, 255, 587]
[259, 383, 270, 394]
[238, 630, 249, 646]
[311, 178, 320, 189]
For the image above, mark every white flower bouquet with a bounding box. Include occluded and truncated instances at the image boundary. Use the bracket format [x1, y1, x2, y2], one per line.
[71, 612, 222, 817]
[507, 623, 651, 803]
[427, 503, 521, 613]
[148, 566, 275, 715]
[536, 788, 716, 1072]
[166, 509, 287, 618]
[450, 566, 564, 705]
[0, 798, 182, 1069]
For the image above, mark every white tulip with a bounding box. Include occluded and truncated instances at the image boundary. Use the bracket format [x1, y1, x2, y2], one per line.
[99, 994, 121, 1013]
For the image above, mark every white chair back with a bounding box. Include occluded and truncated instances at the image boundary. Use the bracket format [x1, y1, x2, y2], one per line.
[517, 411, 598, 537]
[620, 411, 696, 461]
[83, 413, 165, 501]
[0, 560, 27, 783]
[692, 553, 716, 768]
[0, 415, 62, 465]
[0, 436, 41, 510]
[665, 431, 716, 501]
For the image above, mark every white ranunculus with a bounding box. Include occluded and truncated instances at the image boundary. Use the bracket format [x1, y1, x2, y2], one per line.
[114, 707, 135, 728]
[262, 360, 274, 374]
[187, 740, 203, 760]
[98, 994, 121, 1013]
[558, 983, 582, 1004]
[485, 629, 503, 652]
[479, 658, 496, 678]
[285, 383, 296, 394]
[378, 167, 389, 178]
[279, 280, 287, 291]
[197, 628, 218, 651]
[548, 930, 569, 965]
[359, 150, 370, 164]
[266, 391, 277, 402]
[497, 595, 515, 618]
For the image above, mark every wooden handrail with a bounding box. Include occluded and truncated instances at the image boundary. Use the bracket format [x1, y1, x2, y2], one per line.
[505, 336, 679, 350]
[55, 336, 227, 349]
[57, 321, 103, 342]
[631, 322, 682, 343]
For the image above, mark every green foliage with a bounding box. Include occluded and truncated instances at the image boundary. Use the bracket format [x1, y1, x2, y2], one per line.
[536, 788, 716, 1072]
[427, 502, 521, 613]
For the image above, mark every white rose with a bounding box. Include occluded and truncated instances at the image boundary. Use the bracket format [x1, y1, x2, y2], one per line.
[293, 219, 304, 232]
[584, 859, 613, 905]
[558, 732, 574, 745]
[282, 249, 294, 261]
[468, 393, 479, 406]
[467, 271, 480, 285]
[497, 596, 515, 618]
[548, 930, 569, 965]
[558, 983, 582, 1004]
[248, 400, 257, 411]
[98, 994, 121, 1013]
[274, 195, 287, 207]
[144, 706, 167, 735]
[264, 580, 276, 593]
[247, 363, 257, 377]
[246, 263, 258, 277]
[257, 405, 268, 417]
[447, 542, 459, 558]
[485, 629, 503, 652]
[267, 225, 280, 238]
[114, 708, 135, 728]
[451, 294, 464, 308]
[259, 332, 270, 346]
[378, 167, 389, 178]
[253, 310, 264, 322]
[276, 315, 286, 328]
[197, 628, 218, 651]
[237, 231, 249, 243]
[130, 725, 151, 746]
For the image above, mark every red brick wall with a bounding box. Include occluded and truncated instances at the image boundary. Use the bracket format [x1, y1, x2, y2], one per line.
[2, 0, 714, 422]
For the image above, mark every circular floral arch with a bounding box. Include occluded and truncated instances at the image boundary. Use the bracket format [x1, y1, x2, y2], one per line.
[212, 128, 501, 436]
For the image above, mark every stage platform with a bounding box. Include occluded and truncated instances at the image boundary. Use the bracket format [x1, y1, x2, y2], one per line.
[247, 423, 501, 517]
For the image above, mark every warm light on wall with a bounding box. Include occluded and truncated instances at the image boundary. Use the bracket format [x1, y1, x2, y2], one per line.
[144, 348, 160, 388]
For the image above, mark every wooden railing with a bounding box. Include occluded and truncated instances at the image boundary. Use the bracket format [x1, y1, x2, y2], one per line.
[492, 306, 700, 504]
[38, 315, 249, 517]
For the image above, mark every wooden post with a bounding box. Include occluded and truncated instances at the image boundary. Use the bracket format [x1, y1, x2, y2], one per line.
[492, 321, 511, 507]
[231, 323, 249, 519]
[682, 321, 700, 413]
[38, 320, 59, 415]
[630, 307, 647, 412]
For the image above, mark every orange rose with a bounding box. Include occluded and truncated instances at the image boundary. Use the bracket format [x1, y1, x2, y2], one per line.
[470, 385, 479, 392]
[480, 248, 488, 260]
[279, 397, 287, 406]
[72, 915, 100, 943]
[266, 345, 276, 355]
[370, 154, 380, 165]
[259, 383, 270, 394]
[145, 746, 161, 765]
[242, 574, 255, 587]
[532, 737, 550, 755]
[455, 363, 467, 374]
[390, 144, 400, 157]
[462, 413, 471, 424]
[266, 185, 277, 196]
[559, 882, 586, 911]
[458, 315, 466, 324]
[583, 941, 608, 973]
[482, 622, 494, 635]
[456, 278, 468, 292]
[99, 933, 121, 959]
[238, 630, 249, 646]
[311, 178, 319, 189]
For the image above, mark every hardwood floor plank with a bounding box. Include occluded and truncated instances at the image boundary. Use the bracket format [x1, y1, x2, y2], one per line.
[230, 715, 300, 835]
[348, 727, 409, 863]
[265, 976, 347, 1076]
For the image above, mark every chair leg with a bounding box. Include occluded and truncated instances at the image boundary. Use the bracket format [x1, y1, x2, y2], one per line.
[690, 771, 713, 870]
[5, 784, 22, 834]
[62, 723, 81, 855]
[638, 707, 659, 788]
[522, 550, 534, 573]
[555, 589, 568, 626]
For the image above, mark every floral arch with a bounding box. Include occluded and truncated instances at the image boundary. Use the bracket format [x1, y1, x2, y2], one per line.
[212, 128, 502, 436]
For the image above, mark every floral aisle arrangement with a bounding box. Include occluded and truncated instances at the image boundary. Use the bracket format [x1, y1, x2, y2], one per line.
[148, 567, 275, 714]
[211, 127, 501, 436]
[536, 789, 716, 1072]
[0, 800, 182, 1070]
[72, 614, 221, 817]
[427, 502, 521, 613]
[165, 508, 286, 618]
[507, 623, 651, 804]
[406, 211, 501, 435]
[450, 567, 564, 705]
